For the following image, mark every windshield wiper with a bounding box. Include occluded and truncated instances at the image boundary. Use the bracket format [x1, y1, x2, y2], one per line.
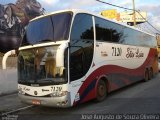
[38, 39, 53, 43]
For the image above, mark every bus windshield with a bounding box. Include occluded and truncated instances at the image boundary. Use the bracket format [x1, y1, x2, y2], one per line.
[22, 12, 72, 45]
[18, 45, 67, 85]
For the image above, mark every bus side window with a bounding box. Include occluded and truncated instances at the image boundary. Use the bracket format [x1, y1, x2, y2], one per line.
[95, 17, 124, 43]
[70, 13, 94, 82]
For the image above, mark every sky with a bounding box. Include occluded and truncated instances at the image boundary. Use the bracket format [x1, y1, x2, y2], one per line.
[1, 0, 160, 34]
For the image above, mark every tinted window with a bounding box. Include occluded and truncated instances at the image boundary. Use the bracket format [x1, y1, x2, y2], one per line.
[70, 14, 94, 81]
[123, 27, 156, 47]
[23, 12, 72, 45]
[95, 17, 156, 48]
[111, 22, 125, 43]
[71, 14, 94, 40]
[95, 17, 124, 43]
[95, 17, 112, 42]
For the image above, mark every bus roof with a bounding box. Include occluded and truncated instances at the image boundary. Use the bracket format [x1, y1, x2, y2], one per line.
[30, 9, 155, 38]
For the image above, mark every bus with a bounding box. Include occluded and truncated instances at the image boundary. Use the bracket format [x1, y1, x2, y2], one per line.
[18, 9, 158, 107]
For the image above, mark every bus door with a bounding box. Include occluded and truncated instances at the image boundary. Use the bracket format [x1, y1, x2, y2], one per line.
[69, 13, 94, 103]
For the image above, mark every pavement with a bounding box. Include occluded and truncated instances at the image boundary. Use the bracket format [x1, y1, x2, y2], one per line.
[0, 68, 17, 96]
[0, 93, 29, 113]
[0, 56, 18, 96]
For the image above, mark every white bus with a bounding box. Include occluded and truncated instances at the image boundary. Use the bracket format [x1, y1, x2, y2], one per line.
[18, 9, 158, 107]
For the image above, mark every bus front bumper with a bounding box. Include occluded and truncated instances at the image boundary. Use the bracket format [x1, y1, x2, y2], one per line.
[18, 93, 72, 108]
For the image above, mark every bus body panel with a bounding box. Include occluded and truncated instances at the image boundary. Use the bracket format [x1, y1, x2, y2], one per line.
[94, 42, 150, 69]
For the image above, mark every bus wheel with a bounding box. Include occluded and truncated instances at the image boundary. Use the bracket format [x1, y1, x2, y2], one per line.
[149, 68, 153, 80]
[144, 69, 149, 82]
[96, 80, 107, 102]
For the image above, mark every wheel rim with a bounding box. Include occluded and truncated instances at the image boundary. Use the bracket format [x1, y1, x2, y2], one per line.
[97, 82, 106, 98]
[145, 70, 149, 81]
[98, 85, 105, 97]
[96, 80, 107, 102]
[150, 69, 153, 79]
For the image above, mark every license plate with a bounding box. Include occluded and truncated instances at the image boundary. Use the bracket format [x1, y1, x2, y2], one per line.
[32, 99, 41, 105]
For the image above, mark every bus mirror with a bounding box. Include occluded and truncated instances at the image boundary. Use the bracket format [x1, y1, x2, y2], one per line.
[56, 42, 68, 67]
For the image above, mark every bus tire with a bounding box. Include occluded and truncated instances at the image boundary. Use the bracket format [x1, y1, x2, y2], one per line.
[95, 80, 107, 102]
[149, 68, 153, 80]
[144, 69, 149, 82]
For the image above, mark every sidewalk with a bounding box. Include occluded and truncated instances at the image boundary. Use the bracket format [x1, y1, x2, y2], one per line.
[0, 68, 17, 96]
[0, 55, 17, 96]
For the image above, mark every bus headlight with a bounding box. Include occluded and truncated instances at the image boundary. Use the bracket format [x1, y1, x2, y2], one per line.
[50, 91, 68, 97]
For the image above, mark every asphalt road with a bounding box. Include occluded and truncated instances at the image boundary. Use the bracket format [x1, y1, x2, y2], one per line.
[1, 73, 160, 120]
